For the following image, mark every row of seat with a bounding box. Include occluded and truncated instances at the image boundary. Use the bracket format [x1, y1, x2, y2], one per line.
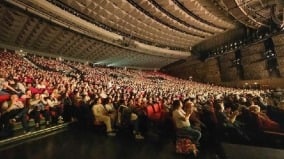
[145, 103, 163, 121]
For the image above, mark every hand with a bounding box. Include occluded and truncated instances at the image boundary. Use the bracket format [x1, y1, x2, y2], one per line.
[187, 107, 194, 114]
[233, 110, 239, 116]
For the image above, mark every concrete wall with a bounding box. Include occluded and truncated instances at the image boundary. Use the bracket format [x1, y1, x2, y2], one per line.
[165, 33, 284, 89]
[165, 55, 221, 83]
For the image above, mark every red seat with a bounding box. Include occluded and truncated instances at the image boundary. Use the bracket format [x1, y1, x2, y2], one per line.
[153, 103, 161, 113]
[158, 101, 163, 108]
[146, 105, 162, 121]
[146, 105, 154, 118]
[29, 87, 41, 94]
[0, 94, 10, 103]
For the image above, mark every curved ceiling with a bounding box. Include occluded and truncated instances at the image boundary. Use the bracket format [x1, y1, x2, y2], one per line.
[221, 0, 284, 29]
[0, 0, 283, 69]
[0, 3, 180, 68]
[52, 0, 236, 48]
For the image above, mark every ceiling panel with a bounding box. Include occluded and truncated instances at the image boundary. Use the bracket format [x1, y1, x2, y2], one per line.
[0, 0, 283, 69]
[0, 2, 179, 69]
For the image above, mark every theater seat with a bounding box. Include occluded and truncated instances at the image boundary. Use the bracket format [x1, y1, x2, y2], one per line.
[29, 87, 41, 94]
[145, 105, 162, 121]
[0, 94, 10, 103]
[153, 103, 161, 113]
[146, 105, 154, 119]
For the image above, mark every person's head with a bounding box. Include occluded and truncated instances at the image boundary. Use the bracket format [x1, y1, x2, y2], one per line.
[26, 90, 32, 96]
[183, 101, 194, 113]
[10, 94, 19, 102]
[34, 93, 40, 100]
[50, 92, 56, 98]
[128, 98, 135, 106]
[107, 97, 112, 104]
[136, 98, 142, 105]
[95, 97, 102, 104]
[148, 97, 153, 104]
[83, 95, 90, 103]
[142, 98, 147, 104]
[43, 90, 49, 96]
[249, 105, 261, 113]
[172, 100, 182, 110]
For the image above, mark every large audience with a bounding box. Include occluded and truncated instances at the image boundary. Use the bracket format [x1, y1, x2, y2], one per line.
[0, 51, 284, 145]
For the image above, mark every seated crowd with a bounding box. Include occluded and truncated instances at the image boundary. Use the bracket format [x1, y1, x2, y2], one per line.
[26, 54, 74, 74]
[1, 51, 284, 145]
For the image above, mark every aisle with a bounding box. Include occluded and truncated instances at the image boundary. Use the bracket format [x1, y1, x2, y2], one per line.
[0, 127, 219, 159]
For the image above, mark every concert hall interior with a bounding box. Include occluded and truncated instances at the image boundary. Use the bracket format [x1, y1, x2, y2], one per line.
[0, 0, 284, 159]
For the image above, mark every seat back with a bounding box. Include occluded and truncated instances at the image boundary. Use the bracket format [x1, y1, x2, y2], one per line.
[145, 105, 154, 118]
[0, 94, 10, 103]
[153, 103, 161, 113]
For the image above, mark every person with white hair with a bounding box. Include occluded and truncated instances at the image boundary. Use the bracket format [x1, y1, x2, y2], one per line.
[249, 104, 280, 131]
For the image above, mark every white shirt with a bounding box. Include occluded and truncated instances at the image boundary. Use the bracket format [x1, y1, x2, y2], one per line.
[92, 104, 107, 118]
[105, 103, 115, 112]
[47, 98, 60, 107]
[172, 108, 190, 128]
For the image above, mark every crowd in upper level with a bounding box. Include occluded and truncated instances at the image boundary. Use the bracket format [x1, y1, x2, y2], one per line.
[0, 50, 283, 144]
